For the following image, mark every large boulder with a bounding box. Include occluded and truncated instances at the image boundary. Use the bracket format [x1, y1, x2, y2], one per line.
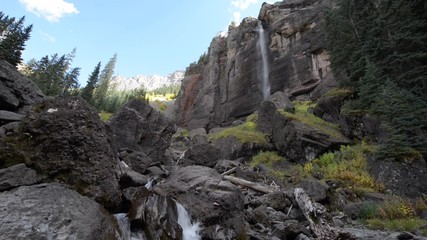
[1, 97, 122, 210]
[109, 99, 176, 163]
[0, 183, 117, 239]
[258, 100, 349, 163]
[0, 60, 44, 112]
[156, 166, 246, 239]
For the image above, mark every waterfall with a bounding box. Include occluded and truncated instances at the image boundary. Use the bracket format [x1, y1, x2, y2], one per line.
[257, 20, 270, 100]
[176, 202, 201, 240]
[114, 213, 146, 240]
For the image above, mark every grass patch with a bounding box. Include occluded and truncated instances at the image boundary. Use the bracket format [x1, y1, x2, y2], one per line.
[209, 114, 269, 145]
[366, 218, 427, 234]
[250, 151, 283, 168]
[278, 101, 344, 139]
[323, 87, 352, 97]
[99, 111, 113, 121]
[304, 143, 382, 192]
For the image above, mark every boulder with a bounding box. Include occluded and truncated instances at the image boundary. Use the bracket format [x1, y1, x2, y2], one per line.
[118, 149, 152, 175]
[258, 100, 349, 163]
[297, 179, 329, 202]
[267, 91, 294, 113]
[109, 99, 176, 163]
[181, 143, 221, 167]
[0, 60, 44, 112]
[368, 156, 427, 198]
[0, 163, 40, 191]
[213, 135, 273, 160]
[11, 97, 122, 210]
[119, 169, 149, 189]
[0, 183, 117, 239]
[157, 166, 246, 239]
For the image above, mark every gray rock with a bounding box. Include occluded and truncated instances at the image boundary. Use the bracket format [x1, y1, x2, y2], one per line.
[0, 121, 19, 138]
[297, 179, 329, 202]
[0, 60, 44, 112]
[118, 149, 152, 174]
[0, 183, 117, 240]
[119, 170, 149, 188]
[213, 135, 272, 160]
[214, 159, 240, 174]
[16, 97, 122, 211]
[109, 99, 176, 163]
[368, 156, 427, 198]
[181, 143, 221, 167]
[189, 127, 207, 138]
[0, 110, 24, 122]
[268, 91, 295, 113]
[157, 165, 246, 239]
[0, 164, 40, 191]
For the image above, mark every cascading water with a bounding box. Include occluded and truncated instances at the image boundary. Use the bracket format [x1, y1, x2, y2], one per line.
[114, 213, 145, 240]
[176, 202, 201, 240]
[257, 20, 271, 100]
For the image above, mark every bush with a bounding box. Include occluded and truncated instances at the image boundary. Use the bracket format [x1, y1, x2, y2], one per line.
[250, 151, 283, 168]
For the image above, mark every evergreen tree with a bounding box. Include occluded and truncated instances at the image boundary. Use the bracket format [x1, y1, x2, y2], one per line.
[93, 54, 117, 110]
[81, 61, 101, 105]
[0, 12, 32, 66]
[28, 49, 80, 96]
[325, 0, 427, 160]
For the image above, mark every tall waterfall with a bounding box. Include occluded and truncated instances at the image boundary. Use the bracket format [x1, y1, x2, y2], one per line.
[176, 202, 201, 240]
[257, 20, 270, 100]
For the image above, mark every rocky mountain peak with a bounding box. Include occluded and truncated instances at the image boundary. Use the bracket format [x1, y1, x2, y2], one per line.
[110, 70, 184, 91]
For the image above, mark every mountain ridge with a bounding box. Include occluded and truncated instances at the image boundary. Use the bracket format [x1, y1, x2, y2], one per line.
[110, 70, 185, 91]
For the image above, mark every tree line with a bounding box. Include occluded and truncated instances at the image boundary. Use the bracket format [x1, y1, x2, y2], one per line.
[325, 0, 427, 160]
[0, 11, 147, 113]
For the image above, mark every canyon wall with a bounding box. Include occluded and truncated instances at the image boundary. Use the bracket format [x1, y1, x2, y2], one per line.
[175, 0, 337, 129]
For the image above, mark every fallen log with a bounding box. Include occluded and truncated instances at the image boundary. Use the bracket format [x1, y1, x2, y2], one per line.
[223, 175, 273, 193]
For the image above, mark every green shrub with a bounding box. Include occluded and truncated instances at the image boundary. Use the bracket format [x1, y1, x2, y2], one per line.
[99, 111, 112, 121]
[304, 142, 382, 192]
[250, 151, 283, 168]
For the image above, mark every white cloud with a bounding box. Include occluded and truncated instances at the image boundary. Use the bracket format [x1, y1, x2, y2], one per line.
[40, 31, 56, 43]
[233, 12, 241, 25]
[19, 0, 79, 22]
[231, 0, 258, 10]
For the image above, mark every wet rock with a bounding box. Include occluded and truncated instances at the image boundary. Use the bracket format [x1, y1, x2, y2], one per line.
[109, 99, 176, 163]
[157, 165, 246, 239]
[0, 163, 40, 191]
[0, 183, 117, 239]
[128, 194, 183, 240]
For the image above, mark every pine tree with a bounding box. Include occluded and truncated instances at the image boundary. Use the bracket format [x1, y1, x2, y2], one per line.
[81, 61, 101, 105]
[0, 12, 32, 66]
[325, 0, 427, 160]
[93, 54, 117, 110]
[29, 49, 80, 96]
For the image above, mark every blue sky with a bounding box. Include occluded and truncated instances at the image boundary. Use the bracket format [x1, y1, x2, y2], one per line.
[2, 0, 274, 86]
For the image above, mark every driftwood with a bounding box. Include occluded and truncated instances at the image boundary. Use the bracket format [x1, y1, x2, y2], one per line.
[223, 175, 273, 193]
[221, 167, 237, 176]
[294, 188, 336, 239]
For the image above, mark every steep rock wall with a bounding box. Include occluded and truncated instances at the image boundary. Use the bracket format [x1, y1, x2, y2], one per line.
[175, 0, 336, 129]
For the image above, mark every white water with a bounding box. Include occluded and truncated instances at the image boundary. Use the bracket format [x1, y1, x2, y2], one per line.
[114, 213, 146, 240]
[176, 202, 201, 240]
[257, 21, 271, 100]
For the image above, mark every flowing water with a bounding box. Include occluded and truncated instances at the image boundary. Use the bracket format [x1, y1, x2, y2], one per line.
[114, 201, 201, 240]
[257, 20, 270, 100]
[176, 202, 201, 240]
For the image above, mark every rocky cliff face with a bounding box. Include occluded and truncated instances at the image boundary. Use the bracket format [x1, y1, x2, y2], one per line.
[175, 0, 337, 129]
